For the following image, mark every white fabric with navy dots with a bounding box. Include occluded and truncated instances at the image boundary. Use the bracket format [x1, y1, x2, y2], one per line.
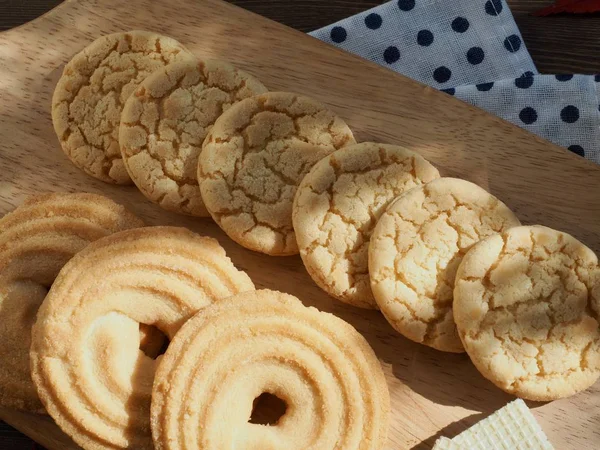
[310, 0, 600, 163]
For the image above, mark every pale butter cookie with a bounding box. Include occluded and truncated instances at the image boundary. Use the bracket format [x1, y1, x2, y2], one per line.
[293, 143, 440, 309]
[30, 227, 254, 449]
[0, 192, 142, 412]
[151, 289, 390, 450]
[120, 58, 267, 216]
[369, 178, 520, 352]
[198, 92, 356, 255]
[454, 225, 600, 400]
[52, 31, 191, 184]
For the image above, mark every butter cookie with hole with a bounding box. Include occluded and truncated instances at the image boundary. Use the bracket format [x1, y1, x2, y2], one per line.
[31, 227, 254, 449]
[151, 289, 390, 450]
[0, 192, 142, 412]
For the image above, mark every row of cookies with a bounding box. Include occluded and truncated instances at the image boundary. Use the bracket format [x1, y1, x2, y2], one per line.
[293, 143, 600, 401]
[0, 193, 390, 449]
[51, 29, 600, 404]
[333, 166, 600, 402]
[290, 139, 600, 401]
[51, 30, 357, 252]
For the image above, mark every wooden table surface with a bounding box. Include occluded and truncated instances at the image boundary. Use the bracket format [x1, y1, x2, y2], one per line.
[0, 0, 598, 448]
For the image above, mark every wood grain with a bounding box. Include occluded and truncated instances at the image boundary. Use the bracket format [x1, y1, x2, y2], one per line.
[1, 0, 600, 74]
[509, 0, 600, 74]
[0, 0, 599, 449]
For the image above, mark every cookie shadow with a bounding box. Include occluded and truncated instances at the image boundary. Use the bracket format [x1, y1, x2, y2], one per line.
[409, 412, 485, 450]
[306, 297, 514, 414]
[375, 317, 513, 412]
[123, 333, 166, 449]
[262, 260, 514, 415]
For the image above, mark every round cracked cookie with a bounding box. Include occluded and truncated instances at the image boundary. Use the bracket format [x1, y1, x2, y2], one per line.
[0, 192, 142, 412]
[120, 58, 267, 216]
[369, 178, 520, 352]
[293, 142, 440, 309]
[151, 289, 390, 450]
[198, 91, 356, 255]
[30, 227, 254, 449]
[454, 225, 600, 400]
[52, 30, 191, 184]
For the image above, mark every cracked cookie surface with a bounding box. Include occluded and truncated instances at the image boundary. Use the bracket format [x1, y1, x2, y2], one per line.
[198, 92, 355, 255]
[120, 58, 267, 216]
[52, 30, 191, 184]
[369, 178, 520, 352]
[293, 143, 440, 309]
[454, 225, 600, 400]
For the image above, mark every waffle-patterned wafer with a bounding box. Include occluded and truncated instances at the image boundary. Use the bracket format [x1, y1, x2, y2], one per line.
[433, 399, 554, 449]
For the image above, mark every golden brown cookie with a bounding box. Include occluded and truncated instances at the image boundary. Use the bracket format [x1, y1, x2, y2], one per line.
[120, 58, 267, 216]
[369, 178, 520, 352]
[52, 30, 191, 184]
[0, 192, 142, 413]
[454, 225, 600, 401]
[293, 142, 440, 309]
[198, 91, 356, 255]
[151, 289, 390, 450]
[30, 227, 254, 449]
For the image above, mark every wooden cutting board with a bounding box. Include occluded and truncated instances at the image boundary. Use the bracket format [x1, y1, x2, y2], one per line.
[0, 0, 599, 448]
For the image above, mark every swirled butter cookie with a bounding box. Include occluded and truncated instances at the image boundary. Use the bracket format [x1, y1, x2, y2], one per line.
[151, 289, 390, 450]
[120, 58, 267, 216]
[52, 30, 191, 184]
[369, 178, 520, 352]
[293, 142, 440, 309]
[30, 227, 254, 449]
[0, 192, 142, 412]
[454, 225, 600, 400]
[198, 92, 356, 255]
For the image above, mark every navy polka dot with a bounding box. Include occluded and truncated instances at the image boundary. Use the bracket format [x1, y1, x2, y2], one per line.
[515, 72, 534, 89]
[504, 34, 522, 53]
[441, 88, 455, 95]
[365, 13, 383, 29]
[568, 145, 585, 158]
[467, 47, 485, 65]
[397, 0, 415, 11]
[568, 145, 585, 157]
[595, 74, 600, 82]
[330, 27, 347, 43]
[417, 29, 434, 46]
[555, 74, 573, 81]
[383, 46, 401, 64]
[519, 107, 538, 125]
[433, 66, 452, 83]
[451, 17, 470, 33]
[561, 105, 580, 123]
[485, 0, 503, 15]
[476, 82, 494, 91]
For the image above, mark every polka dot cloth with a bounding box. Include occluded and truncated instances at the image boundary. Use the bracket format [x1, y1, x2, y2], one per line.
[312, 0, 535, 87]
[311, 0, 600, 164]
[451, 74, 600, 163]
